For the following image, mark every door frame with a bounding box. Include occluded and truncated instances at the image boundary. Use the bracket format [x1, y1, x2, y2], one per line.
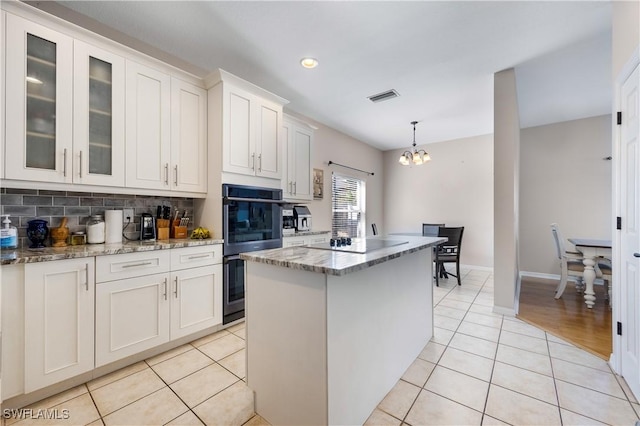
[612, 45, 640, 376]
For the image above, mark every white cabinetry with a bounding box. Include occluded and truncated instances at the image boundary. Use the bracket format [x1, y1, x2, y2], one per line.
[5, 13, 73, 183]
[171, 77, 207, 193]
[95, 245, 222, 366]
[95, 250, 171, 366]
[208, 70, 287, 184]
[5, 14, 126, 187]
[283, 116, 314, 201]
[125, 63, 207, 193]
[73, 40, 125, 186]
[24, 258, 95, 392]
[169, 245, 223, 339]
[125, 60, 171, 190]
[283, 232, 331, 247]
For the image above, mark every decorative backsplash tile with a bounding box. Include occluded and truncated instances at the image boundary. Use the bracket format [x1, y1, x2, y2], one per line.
[0, 188, 194, 248]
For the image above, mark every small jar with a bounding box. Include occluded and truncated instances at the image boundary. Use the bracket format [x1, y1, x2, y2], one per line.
[71, 231, 86, 246]
[86, 215, 105, 244]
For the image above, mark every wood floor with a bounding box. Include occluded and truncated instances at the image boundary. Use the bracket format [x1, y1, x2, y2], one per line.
[517, 276, 612, 359]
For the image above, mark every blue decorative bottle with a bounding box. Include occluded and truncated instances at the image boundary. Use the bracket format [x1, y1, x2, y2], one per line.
[26, 219, 49, 248]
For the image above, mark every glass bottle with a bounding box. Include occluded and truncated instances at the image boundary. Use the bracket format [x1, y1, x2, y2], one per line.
[86, 215, 105, 244]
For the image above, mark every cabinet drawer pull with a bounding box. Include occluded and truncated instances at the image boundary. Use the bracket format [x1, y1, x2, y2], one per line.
[63, 149, 67, 177]
[174, 276, 178, 298]
[165, 163, 169, 185]
[187, 254, 211, 260]
[79, 150, 83, 178]
[163, 277, 168, 300]
[121, 261, 154, 269]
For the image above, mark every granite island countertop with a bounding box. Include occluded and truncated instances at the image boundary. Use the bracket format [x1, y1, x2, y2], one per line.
[240, 235, 445, 276]
[0, 238, 224, 265]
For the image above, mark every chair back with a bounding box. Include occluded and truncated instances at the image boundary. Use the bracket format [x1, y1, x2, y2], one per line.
[550, 223, 565, 260]
[437, 226, 464, 257]
[372, 223, 378, 236]
[422, 223, 444, 237]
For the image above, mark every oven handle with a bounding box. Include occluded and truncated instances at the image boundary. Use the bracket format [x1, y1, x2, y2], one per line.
[223, 196, 285, 205]
[224, 254, 243, 264]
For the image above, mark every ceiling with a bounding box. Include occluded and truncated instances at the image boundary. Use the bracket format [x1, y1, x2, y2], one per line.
[42, 1, 612, 151]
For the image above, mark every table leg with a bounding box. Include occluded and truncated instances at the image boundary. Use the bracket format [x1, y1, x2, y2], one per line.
[582, 256, 597, 309]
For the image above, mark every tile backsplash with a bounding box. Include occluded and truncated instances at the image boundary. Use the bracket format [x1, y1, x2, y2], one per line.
[0, 188, 194, 248]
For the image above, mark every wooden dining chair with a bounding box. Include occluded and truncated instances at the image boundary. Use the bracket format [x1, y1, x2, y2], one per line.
[435, 226, 464, 286]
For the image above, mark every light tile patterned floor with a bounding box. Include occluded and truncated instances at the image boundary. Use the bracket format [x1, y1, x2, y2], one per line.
[5, 269, 640, 425]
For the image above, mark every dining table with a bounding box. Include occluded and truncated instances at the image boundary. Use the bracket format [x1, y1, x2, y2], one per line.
[568, 238, 612, 309]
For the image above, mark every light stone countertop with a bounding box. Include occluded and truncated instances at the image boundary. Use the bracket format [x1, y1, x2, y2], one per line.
[0, 238, 224, 265]
[240, 235, 445, 276]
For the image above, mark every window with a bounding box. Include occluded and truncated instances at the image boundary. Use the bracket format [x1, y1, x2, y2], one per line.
[332, 173, 366, 238]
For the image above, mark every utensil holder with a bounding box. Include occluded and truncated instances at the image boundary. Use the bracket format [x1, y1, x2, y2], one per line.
[156, 219, 170, 240]
[171, 220, 188, 239]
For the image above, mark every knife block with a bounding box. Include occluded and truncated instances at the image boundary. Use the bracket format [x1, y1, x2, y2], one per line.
[171, 220, 188, 239]
[156, 219, 170, 240]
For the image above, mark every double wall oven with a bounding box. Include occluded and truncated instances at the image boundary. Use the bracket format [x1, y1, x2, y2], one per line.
[222, 184, 283, 324]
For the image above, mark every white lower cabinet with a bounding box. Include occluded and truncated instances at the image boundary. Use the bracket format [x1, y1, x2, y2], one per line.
[24, 258, 95, 393]
[170, 265, 222, 340]
[95, 272, 171, 367]
[95, 245, 222, 366]
[283, 233, 331, 247]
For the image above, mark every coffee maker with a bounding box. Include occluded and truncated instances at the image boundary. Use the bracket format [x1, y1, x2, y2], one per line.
[140, 213, 156, 241]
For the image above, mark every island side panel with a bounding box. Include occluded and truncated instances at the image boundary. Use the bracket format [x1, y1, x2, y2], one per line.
[245, 261, 329, 426]
[326, 249, 433, 425]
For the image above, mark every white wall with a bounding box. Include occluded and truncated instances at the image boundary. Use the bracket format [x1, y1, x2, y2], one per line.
[285, 111, 385, 235]
[519, 115, 613, 276]
[382, 134, 494, 268]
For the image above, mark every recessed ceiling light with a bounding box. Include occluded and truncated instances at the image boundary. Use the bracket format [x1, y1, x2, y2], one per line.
[300, 57, 318, 69]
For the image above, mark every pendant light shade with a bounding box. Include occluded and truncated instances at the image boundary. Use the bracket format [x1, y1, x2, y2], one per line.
[399, 121, 431, 166]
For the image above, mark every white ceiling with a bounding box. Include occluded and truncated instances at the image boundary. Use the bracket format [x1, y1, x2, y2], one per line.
[48, 1, 612, 151]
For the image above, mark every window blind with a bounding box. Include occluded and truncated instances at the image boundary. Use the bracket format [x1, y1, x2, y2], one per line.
[331, 173, 366, 238]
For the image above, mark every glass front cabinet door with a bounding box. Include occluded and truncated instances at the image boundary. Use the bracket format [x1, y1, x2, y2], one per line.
[5, 14, 73, 183]
[5, 14, 125, 187]
[73, 41, 125, 186]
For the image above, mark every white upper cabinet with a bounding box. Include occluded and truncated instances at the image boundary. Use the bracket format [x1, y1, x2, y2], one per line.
[73, 40, 125, 186]
[125, 60, 171, 190]
[283, 115, 314, 201]
[212, 70, 287, 182]
[5, 13, 73, 183]
[171, 77, 207, 193]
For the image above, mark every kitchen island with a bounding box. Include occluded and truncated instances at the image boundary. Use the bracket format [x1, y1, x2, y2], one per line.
[240, 235, 444, 426]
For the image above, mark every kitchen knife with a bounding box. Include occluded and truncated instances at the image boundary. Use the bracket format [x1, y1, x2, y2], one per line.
[156, 206, 162, 219]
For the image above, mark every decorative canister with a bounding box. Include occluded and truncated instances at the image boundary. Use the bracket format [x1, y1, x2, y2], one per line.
[87, 215, 105, 244]
[26, 219, 49, 249]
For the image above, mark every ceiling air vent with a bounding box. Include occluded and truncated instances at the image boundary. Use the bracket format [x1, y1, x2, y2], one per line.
[368, 89, 400, 103]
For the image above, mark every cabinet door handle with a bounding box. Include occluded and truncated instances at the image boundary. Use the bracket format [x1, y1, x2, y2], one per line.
[174, 276, 178, 298]
[258, 154, 262, 172]
[289, 181, 292, 194]
[634, 253, 640, 258]
[122, 261, 153, 269]
[188, 254, 211, 260]
[251, 153, 256, 171]
[165, 163, 169, 185]
[63, 149, 67, 177]
[163, 277, 168, 300]
[79, 150, 83, 178]
[174, 165, 178, 186]
[293, 181, 297, 194]
[85, 266, 89, 291]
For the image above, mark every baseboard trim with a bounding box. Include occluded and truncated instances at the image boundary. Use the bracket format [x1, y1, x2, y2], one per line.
[493, 305, 516, 317]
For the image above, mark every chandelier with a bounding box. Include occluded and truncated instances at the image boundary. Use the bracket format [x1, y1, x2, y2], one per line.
[398, 121, 431, 166]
